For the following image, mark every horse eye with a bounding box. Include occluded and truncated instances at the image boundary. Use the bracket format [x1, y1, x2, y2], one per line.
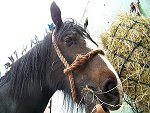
[64, 37, 73, 46]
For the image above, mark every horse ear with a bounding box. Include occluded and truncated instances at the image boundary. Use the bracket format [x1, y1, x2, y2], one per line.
[84, 17, 88, 29]
[50, 1, 63, 30]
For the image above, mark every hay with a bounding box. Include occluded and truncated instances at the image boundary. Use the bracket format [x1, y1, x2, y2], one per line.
[100, 13, 150, 113]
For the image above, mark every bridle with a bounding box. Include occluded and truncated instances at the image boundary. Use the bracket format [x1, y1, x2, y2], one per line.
[52, 29, 104, 102]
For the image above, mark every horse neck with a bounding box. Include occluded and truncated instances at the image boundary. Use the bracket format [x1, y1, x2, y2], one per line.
[2, 35, 57, 112]
[0, 72, 52, 113]
[0, 33, 69, 112]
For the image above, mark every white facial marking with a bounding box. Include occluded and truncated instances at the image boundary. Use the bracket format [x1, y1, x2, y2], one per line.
[85, 37, 123, 102]
[100, 55, 123, 101]
[85, 38, 97, 50]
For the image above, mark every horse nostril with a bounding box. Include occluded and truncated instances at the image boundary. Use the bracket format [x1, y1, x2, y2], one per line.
[104, 80, 119, 97]
[105, 80, 115, 91]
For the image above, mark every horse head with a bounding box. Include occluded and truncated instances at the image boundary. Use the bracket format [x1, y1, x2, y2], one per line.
[49, 2, 123, 112]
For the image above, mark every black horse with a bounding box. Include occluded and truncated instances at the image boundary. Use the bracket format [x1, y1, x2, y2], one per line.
[0, 2, 123, 113]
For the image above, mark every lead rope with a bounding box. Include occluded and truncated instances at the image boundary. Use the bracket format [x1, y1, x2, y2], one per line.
[52, 29, 104, 102]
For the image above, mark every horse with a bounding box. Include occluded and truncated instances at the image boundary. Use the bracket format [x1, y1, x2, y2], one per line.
[0, 2, 123, 113]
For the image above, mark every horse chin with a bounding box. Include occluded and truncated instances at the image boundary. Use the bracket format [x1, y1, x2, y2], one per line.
[97, 96, 122, 113]
[99, 101, 121, 112]
[97, 96, 122, 112]
[81, 91, 122, 113]
[84, 99, 121, 113]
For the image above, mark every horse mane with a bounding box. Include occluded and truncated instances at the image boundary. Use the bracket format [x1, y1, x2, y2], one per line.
[0, 33, 52, 99]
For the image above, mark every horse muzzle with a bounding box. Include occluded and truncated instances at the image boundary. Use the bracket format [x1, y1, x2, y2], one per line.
[96, 79, 122, 112]
[82, 79, 123, 113]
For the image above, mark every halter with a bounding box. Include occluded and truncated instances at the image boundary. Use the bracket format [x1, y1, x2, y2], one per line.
[52, 29, 104, 102]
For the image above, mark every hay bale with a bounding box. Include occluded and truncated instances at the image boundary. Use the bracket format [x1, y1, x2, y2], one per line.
[100, 13, 150, 113]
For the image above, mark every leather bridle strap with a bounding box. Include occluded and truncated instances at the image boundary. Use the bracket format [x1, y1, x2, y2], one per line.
[52, 29, 104, 102]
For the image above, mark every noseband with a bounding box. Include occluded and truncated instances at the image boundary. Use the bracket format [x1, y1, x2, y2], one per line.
[52, 29, 104, 102]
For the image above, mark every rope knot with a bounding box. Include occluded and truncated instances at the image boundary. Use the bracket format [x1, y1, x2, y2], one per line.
[64, 54, 91, 75]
